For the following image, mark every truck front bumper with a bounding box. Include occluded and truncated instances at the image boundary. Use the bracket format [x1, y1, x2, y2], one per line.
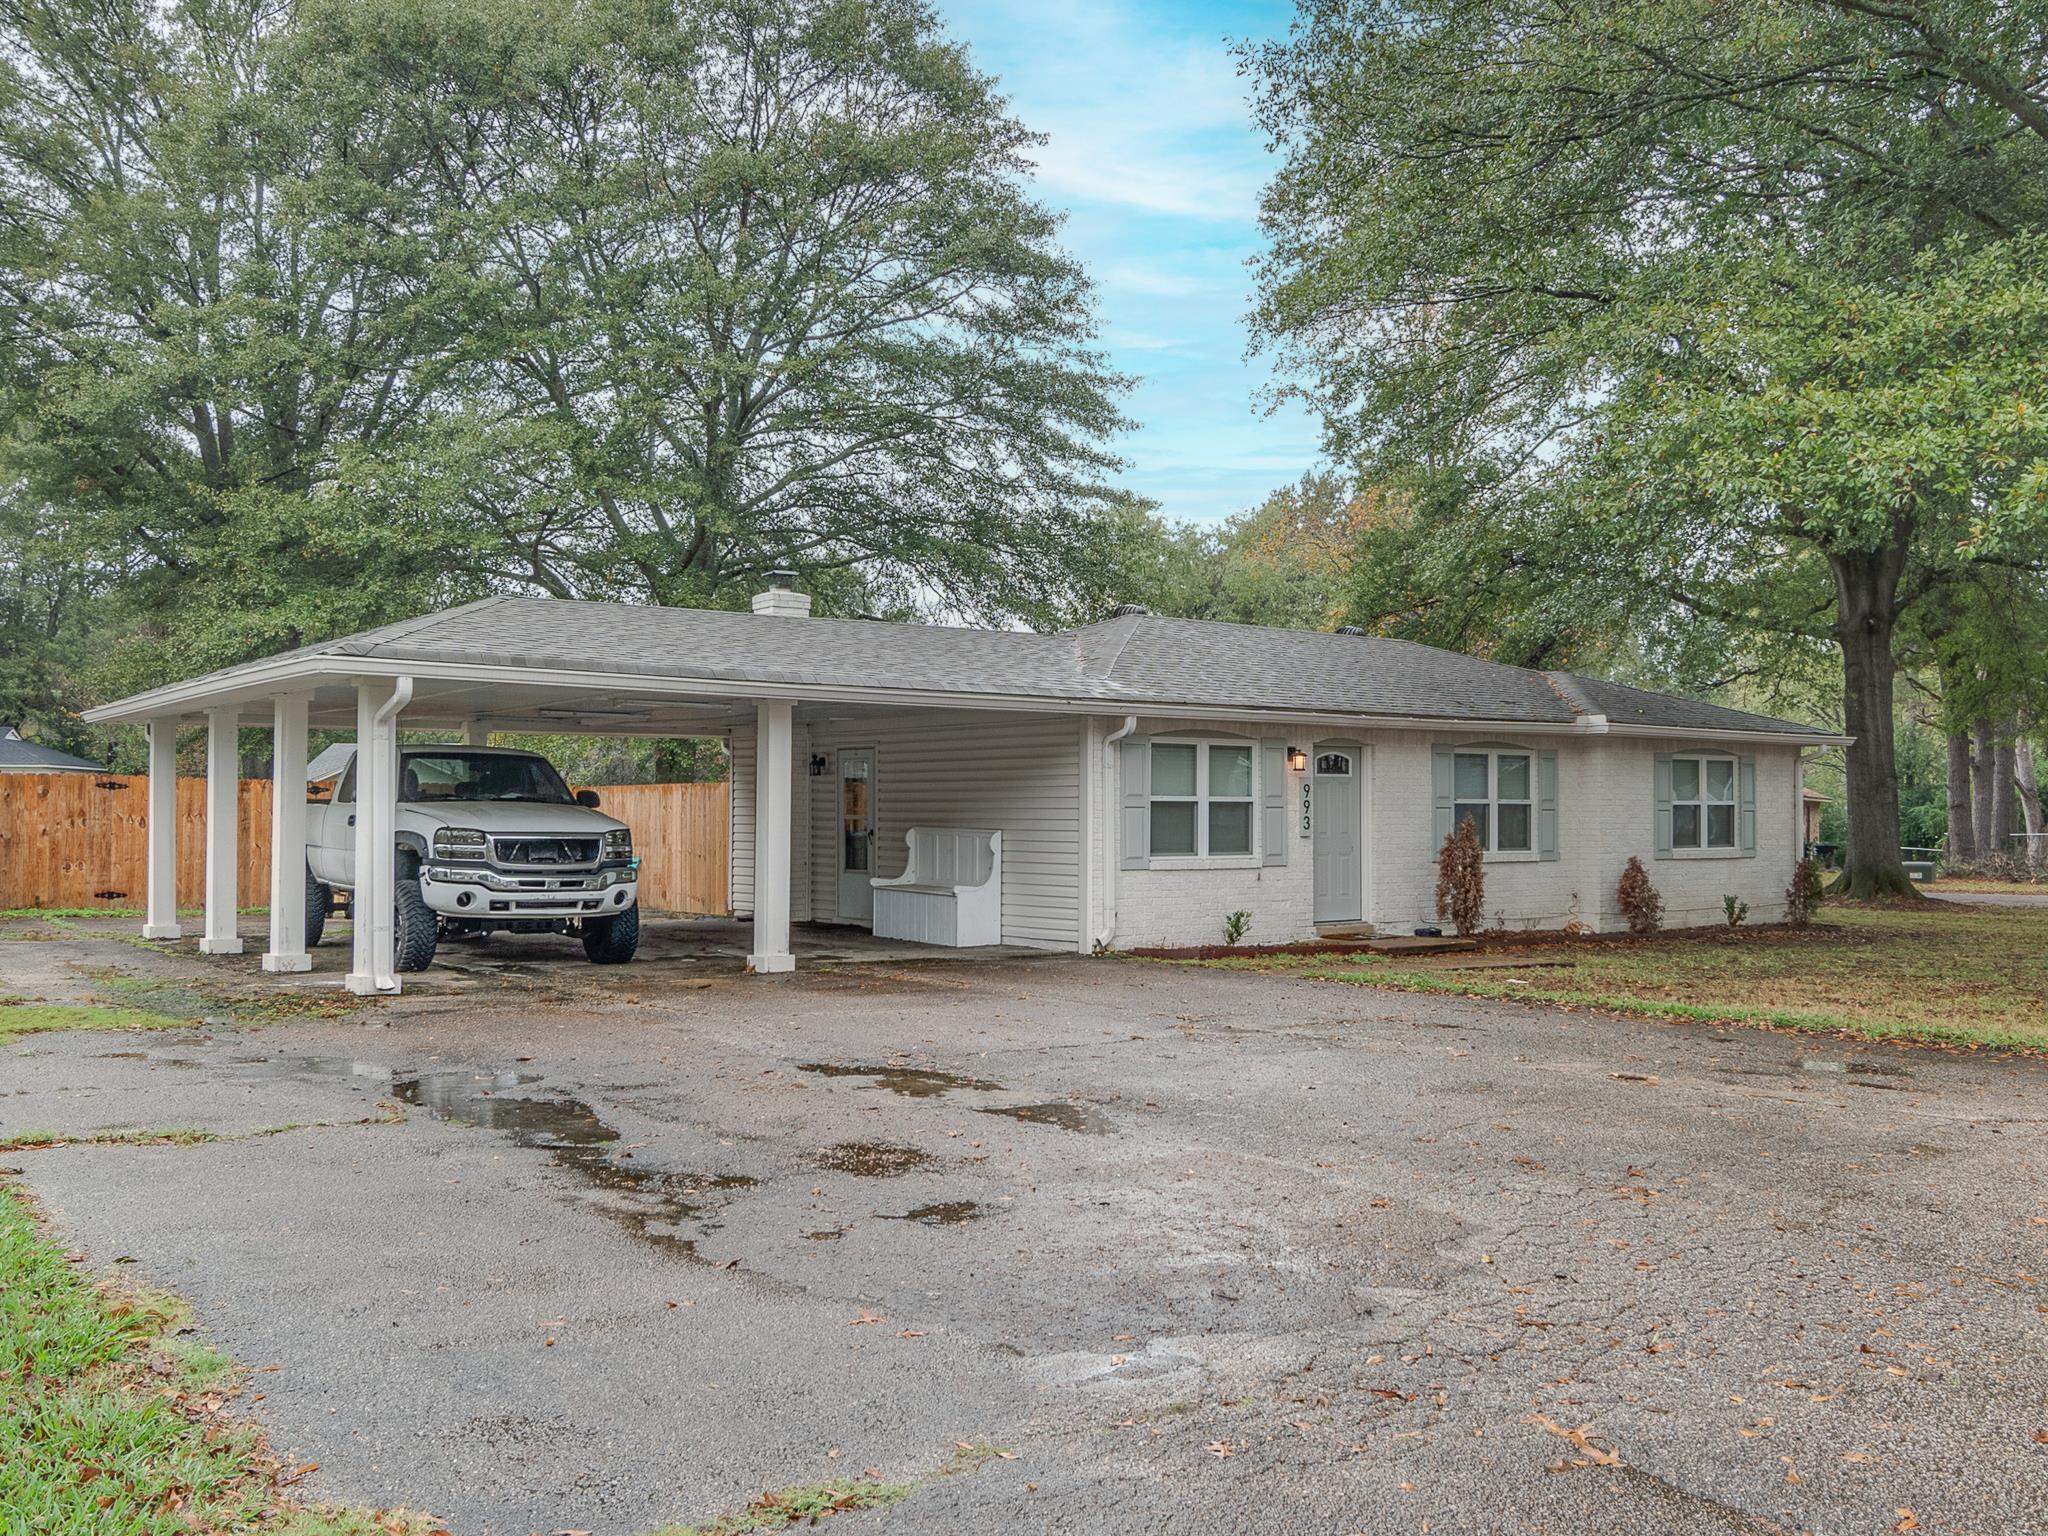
[421, 860, 639, 921]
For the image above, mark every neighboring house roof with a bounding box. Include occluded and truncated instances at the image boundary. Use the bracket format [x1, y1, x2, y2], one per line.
[1802, 787, 1830, 803]
[0, 726, 106, 773]
[84, 596, 1840, 741]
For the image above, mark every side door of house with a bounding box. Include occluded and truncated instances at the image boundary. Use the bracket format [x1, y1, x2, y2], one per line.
[1312, 742, 1364, 924]
[836, 747, 876, 925]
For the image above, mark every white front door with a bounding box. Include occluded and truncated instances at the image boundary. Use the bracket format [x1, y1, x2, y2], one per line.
[1312, 744, 1363, 923]
[836, 747, 876, 924]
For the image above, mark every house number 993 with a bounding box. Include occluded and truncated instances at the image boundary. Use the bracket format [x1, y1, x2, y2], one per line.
[1299, 780, 1312, 838]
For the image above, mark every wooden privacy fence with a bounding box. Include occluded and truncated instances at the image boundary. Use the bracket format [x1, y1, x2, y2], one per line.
[0, 773, 730, 916]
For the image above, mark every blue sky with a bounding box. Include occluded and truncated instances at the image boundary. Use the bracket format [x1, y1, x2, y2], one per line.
[941, 0, 1324, 528]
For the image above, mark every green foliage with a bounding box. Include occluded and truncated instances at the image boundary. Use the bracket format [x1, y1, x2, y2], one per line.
[1722, 895, 1748, 930]
[1244, 0, 2048, 882]
[1222, 909, 1252, 945]
[0, 0, 1134, 748]
[1109, 472, 1376, 630]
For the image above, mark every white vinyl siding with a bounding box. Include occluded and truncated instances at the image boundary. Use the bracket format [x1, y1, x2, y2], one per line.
[796, 711, 1084, 951]
[727, 720, 811, 921]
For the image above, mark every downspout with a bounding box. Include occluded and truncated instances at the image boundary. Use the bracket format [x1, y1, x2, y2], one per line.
[369, 676, 413, 993]
[1100, 715, 1138, 950]
[377, 675, 415, 732]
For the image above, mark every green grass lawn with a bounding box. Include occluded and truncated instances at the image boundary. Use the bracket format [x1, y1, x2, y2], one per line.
[0, 1183, 442, 1535]
[1186, 902, 2048, 1052]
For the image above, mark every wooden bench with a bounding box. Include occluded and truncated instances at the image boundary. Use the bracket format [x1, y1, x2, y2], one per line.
[871, 827, 1002, 947]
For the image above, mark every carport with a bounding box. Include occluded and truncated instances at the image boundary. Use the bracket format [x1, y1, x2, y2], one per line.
[81, 579, 1108, 992]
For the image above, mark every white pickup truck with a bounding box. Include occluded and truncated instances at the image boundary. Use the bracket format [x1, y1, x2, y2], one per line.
[303, 745, 641, 971]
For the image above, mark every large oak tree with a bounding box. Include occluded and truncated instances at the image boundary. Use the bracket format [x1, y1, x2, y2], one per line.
[1247, 0, 2048, 895]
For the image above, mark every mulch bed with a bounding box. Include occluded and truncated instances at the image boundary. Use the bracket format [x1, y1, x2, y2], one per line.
[1130, 919, 1846, 963]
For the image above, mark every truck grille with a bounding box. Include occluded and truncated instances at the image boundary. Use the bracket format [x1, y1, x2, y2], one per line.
[491, 836, 600, 868]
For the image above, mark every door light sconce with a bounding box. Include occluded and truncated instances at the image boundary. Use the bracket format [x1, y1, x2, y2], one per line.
[1286, 746, 1308, 773]
[809, 753, 829, 776]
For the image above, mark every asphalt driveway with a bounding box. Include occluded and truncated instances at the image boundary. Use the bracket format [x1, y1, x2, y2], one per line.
[4, 924, 2045, 1535]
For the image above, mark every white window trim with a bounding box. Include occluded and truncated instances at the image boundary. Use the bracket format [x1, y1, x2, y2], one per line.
[1452, 746, 1538, 863]
[1147, 736, 1260, 868]
[1670, 751, 1741, 858]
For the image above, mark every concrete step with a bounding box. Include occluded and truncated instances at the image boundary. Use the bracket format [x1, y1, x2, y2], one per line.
[1363, 934, 1477, 955]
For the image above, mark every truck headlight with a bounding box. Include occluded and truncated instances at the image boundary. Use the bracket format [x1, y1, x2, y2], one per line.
[603, 828, 632, 857]
[434, 827, 487, 859]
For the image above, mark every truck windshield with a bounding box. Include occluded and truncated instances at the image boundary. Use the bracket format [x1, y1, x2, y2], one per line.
[399, 752, 575, 805]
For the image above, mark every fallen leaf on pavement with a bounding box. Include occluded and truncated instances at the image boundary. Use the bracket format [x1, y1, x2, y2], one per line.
[1526, 1416, 1621, 1468]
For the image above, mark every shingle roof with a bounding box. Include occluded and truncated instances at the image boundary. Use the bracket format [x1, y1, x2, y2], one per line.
[93, 597, 1836, 739]
[0, 727, 106, 773]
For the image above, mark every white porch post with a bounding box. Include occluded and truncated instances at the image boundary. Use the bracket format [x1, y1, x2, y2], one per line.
[463, 720, 487, 746]
[748, 698, 795, 973]
[143, 719, 183, 940]
[346, 678, 406, 995]
[200, 707, 244, 954]
[263, 694, 311, 973]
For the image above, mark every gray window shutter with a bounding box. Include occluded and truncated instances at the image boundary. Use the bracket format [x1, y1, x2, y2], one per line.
[1431, 745, 1454, 852]
[1652, 753, 1673, 859]
[1260, 740, 1288, 866]
[1538, 749, 1560, 861]
[1738, 754, 1758, 856]
[1119, 736, 1150, 870]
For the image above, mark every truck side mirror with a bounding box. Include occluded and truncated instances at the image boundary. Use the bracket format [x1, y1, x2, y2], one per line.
[575, 789, 600, 809]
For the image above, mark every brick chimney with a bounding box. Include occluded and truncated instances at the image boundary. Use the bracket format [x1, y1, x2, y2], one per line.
[751, 569, 812, 618]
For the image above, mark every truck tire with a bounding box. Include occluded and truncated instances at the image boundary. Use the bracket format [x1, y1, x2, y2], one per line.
[305, 869, 330, 948]
[581, 902, 640, 965]
[394, 853, 438, 973]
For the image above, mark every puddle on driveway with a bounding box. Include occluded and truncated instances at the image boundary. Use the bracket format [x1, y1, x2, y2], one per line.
[115, 1050, 759, 1266]
[811, 1141, 936, 1177]
[886, 1201, 983, 1226]
[391, 1069, 757, 1264]
[975, 1103, 1110, 1135]
[798, 1063, 1003, 1098]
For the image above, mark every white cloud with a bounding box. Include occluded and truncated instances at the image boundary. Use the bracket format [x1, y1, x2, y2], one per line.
[954, 0, 1271, 223]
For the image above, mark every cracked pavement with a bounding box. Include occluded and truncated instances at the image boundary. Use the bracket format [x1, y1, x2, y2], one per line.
[3, 917, 2045, 1534]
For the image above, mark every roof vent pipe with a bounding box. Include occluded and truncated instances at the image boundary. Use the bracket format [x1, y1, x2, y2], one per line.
[752, 571, 812, 618]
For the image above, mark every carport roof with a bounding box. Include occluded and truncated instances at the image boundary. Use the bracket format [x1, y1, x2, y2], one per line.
[84, 594, 1842, 742]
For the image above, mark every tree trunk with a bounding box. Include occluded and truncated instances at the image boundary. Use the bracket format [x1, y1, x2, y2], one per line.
[1971, 719, 1997, 857]
[2017, 737, 2045, 872]
[1827, 547, 1917, 898]
[1944, 730, 1976, 863]
[1990, 724, 2018, 865]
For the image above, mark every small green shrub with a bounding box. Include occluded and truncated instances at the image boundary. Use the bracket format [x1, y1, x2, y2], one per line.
[1222, 910, 1252, 945]
[1722, 894, 1749, 928]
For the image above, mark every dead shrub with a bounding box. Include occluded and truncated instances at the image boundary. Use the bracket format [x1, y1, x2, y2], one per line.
[1435, 819, 1485, 936]
[1615, 856, 1663, 936]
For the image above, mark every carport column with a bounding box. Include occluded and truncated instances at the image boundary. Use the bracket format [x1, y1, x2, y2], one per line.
[263, 693, 312, 973]
[748, 698, 796, 973]
[346, 678, 406, 996]
[199, 707, 244, 954]
[143, 719, 183, 941]
[463, 720, 487, 747]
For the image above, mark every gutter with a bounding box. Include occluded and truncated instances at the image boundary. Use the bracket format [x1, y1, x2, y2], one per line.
[81, 655, 1851, 749]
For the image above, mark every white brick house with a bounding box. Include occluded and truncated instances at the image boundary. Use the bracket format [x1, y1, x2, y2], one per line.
[86, 584, 1842, 980]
